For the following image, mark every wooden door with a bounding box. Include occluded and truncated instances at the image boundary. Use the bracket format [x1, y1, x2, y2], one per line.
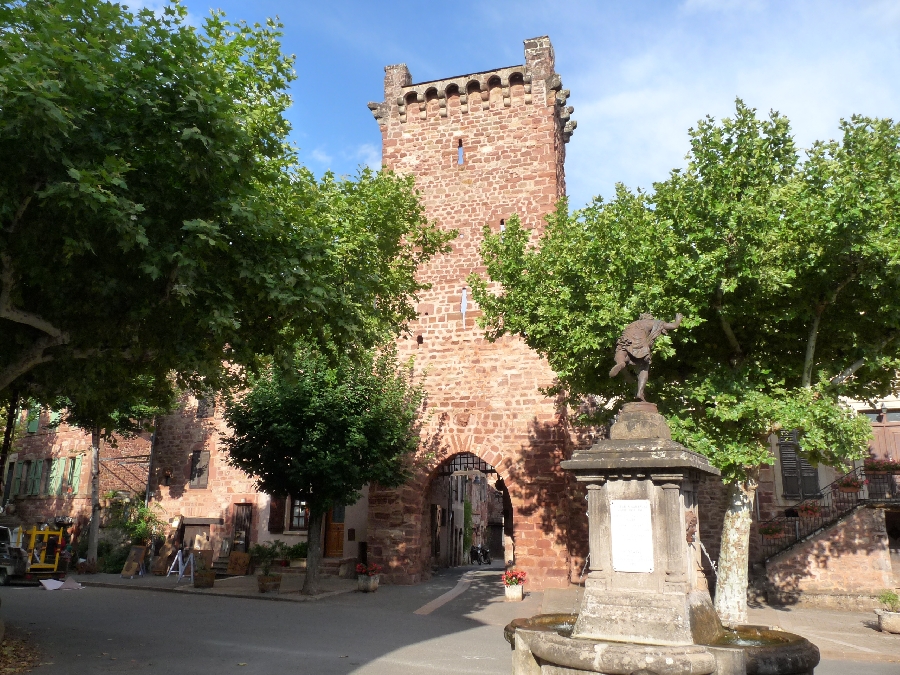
[232, 504, 252, 554]
[870, 411, 900, 461]
[324, 505, 345, 558]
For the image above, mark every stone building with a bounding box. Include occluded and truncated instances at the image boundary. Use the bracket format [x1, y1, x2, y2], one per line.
[364, 36, 588, 590]
[1, 406, 150, 545]
[696, 394, 900, 607]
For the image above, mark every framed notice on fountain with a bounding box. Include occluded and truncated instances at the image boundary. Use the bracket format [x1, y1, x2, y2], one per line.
[610, 499, 654, 573]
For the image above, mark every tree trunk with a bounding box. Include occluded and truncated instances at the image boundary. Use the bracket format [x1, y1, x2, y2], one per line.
[713, 474, 758, 627]
[87, 426, 101, 564]
[0, 389, 19, 504]
[302, 508, 324, 596]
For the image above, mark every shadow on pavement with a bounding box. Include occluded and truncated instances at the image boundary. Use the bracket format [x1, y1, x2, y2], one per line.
[0, 563, 541, 675]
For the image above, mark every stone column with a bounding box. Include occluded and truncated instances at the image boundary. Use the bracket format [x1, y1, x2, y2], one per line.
[587, 483, 604, 573]
[660, 480, 687, 584]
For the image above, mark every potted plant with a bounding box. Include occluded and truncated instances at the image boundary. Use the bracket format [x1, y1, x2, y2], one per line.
[796, 502, 821, 518]
[356, 562, 383, 592]
[250, 542, 282, 593]
[875, 590, 900, 634]
[836, 474, 866, 493]
[287, 541, 308, 569]
[865, 458, 900, 475]
[503, 568, 527, 601]
[193, 554, 216, 589]
[758, 524, 786, 538]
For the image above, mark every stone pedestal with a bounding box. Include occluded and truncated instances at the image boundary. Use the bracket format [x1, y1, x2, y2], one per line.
[560, 402, 721, 646]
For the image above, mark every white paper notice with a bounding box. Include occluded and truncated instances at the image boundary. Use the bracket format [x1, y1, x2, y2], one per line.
[610, 499, 654, 573]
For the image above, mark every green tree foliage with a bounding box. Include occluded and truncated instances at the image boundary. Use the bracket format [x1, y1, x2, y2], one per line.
[0, 0, 451, 394]
[471, 101, 899, 623]
[223, 344, 426, 594]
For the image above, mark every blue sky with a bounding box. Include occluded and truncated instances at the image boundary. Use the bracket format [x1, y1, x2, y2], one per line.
[144, 0, 899, 209]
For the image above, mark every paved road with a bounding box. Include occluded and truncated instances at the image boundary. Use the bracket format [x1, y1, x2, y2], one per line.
[1, 567, 897, 674]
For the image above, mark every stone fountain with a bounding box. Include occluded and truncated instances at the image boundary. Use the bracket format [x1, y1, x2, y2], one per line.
[505, 401, 820, 675]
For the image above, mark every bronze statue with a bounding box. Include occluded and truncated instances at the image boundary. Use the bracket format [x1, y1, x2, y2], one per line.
[609, 313, 683, 401]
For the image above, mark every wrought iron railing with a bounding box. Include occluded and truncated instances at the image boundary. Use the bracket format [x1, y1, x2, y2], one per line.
[758, 465, 900, 560]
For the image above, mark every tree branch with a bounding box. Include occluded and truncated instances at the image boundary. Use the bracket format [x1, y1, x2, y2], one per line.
[714, 283, 743, 361]
[0, 252, 66, 338]
[802, 273, 857, 388]
[7, 183, 39, 234]
[0, 335, 64, 391]
[831, 331, 899, 385]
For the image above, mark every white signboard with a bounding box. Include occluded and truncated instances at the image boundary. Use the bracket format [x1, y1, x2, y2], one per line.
[610, 499, 654, 573]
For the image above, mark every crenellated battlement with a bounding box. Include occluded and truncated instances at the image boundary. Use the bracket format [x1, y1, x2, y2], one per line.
[367, 36, 577, 143]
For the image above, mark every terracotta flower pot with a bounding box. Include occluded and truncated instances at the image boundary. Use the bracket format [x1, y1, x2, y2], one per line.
[193, 570, 216, 589]
[838, 486, 860, 493]
[358, 574, 379, 592]
[257, 574, 282, 593]
[505, 584, 524, 602]
[875, 609, 900, 634]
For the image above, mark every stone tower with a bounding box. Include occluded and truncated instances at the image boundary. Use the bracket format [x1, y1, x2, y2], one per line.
[366, 37, 582, 590]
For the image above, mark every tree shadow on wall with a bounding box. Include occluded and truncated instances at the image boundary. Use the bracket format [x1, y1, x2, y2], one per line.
[502, 404, 601, 584]
[148, 398, 216, 502]
[765, 506, 894, 610]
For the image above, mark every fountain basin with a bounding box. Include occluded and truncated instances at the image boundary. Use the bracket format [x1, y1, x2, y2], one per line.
[505, 614, 820, 675]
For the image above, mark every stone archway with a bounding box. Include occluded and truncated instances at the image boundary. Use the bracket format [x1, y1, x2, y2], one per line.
[367, 420, 587, 590]
[422, 452, 510, 569]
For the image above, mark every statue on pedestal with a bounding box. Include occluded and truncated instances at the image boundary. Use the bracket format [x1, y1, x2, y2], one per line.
[609, 313, 683, 401]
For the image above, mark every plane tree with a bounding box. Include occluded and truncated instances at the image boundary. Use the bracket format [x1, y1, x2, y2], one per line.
[470, 101, 899, 625]
[0, 0, 450, 396]
[223, 344, 426, 595]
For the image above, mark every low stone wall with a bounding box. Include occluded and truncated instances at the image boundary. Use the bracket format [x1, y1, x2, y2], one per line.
[766, 506, 894, 604]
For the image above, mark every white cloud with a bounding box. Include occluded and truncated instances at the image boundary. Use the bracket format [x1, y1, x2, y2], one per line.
[561, 0, 900, 206]
[310, 148, 334, 165]
[354, 143, 381, 170]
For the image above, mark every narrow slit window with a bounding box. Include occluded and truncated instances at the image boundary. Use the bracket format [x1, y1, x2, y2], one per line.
[457, 139, 464, 165]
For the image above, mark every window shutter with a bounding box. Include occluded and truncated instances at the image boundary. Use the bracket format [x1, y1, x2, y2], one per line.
[34, 461, 44, 495]
[48, 459, 63, 496]
[70, 455, 83, 495]
[779, 432, 802, 499]
[56, 458, 68, 495]
[11, 462, 23, 495]
[26, 413, 39, 434]
[268, 496, 286, 533]
[189, 450, 210, 489]
[779, 431, 820, 499]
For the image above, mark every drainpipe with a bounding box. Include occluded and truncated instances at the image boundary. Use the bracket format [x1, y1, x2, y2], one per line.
[144, 416, 159, 507]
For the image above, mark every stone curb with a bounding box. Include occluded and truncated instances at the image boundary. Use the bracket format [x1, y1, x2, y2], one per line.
[75, 580, 356, 603]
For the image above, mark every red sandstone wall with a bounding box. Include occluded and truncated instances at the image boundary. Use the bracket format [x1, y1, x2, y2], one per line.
[366, 37, 588, 590]
[7, 409, 151, 538]
[766, 506, 894, 598]
[148, 396, 264, 554]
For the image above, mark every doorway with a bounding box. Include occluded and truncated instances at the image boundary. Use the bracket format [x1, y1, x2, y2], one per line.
[324, 505, 345, 558]
[232, 504, 252, 554]
[425, 452, 508, 568]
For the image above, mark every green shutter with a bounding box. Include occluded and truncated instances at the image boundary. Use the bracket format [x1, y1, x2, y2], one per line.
[49, 410, 62, 427]
[48, 459, 63, 496]
[26, 414, 39, 434]
[29, 461, 42, 495]
[70, 455, 83, 495]
[11, 462, 22, 495]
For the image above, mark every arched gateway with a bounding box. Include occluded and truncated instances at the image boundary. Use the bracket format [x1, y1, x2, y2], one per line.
[365, 37, 588, 590]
